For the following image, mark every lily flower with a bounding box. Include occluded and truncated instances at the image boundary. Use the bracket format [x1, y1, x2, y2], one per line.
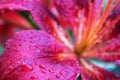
[0, 0, 120, 80]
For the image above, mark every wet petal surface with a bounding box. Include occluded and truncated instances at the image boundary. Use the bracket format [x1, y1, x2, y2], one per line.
[0, 30, 80, 80]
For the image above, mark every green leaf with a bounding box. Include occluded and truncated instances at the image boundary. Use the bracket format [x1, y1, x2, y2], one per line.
[18, 11, 40, 30]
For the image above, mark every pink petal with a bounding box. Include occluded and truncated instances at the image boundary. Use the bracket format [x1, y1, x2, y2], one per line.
[83, 38, 120, 64]
[80, 61, 120, 80]
[52, 0, 89, 35]
[101, 3, 120, 41]
[1, 11, 33, 29]
[108, 20, 120, 39]
[0, 24, 15, 45]
[52, 0, 103, 35]
[0, 0, 60, 35]
[0, 10, 33, 45]
[0, 30, 80, 80]
[52, 0, 81, 26]
[0, 0, 74, 57]
[109, 3, 120, 20]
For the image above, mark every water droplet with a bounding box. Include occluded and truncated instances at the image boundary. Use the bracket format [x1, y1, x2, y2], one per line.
[56, 74, 60, 78]
[59, 71, 63, 75]
[12, 43, 17, 47]
[48, 69, 54, 73]
[14, 72, 19, 76]
[39, 64, 46, 69]
[14, 49, 19, 53]
[93, 35, 97, 38]
[23, 56, 27, 60]
[30, 37, 33, 39]
[6, 61, 10, 65]
[35, 45, 39, 48]
[31, 76, 37, 80]
[16, 61, 20, 64]
[29, 45, 34, 50]
[18, 44, 22, 46]
[36, 49, 40, 53]
[8, 66, 13, 71]
[41, 70, 47, 74]
[56, 1, 60, 5]
[34, 62, 37, 65]
[43, 15, 46, 18]
[21, 64, 33, 71]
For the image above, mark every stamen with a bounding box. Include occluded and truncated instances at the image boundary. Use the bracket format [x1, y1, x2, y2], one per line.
[90, 16, 120, 47]
[87, 0, 120, 46]
[86, 0, 113, 47]
[76, 1, 95, 54]
[88, 0, 120, 47]
[75, 0, 120, 55]
[89, 0, 103, 35]
[76, 0, 103, 54]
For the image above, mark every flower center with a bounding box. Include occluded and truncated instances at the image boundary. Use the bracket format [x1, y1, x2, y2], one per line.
[74, 0, 120, 57]
[54, 0, 120, 61]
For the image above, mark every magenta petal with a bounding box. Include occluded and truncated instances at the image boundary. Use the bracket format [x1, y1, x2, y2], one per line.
[52, 0, 85, 34]
[104, 3, 120, 40]
[0, 0, 59, 33]
[80, 67, 119, 80]
[109, 3, 120, 19]
[109, 20, 120, 39]
[0, 24, 15, 45]
[80, 60, 120, 80]
[52, 0, 88, 33]
[53, 0, 80, 26]
[83, 38, 120, 64]
[0, 30, 80, 80]
[80, 63, 120, 80]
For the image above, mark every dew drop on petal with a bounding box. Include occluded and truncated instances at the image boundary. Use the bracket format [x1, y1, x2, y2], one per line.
[6, 61, 10, 65]
[41, 70, 47, 74]
[56, 74, 60, 78]
[59, 71, 63, 75]
[48, 69, 54, 73]
[21, 64, 33, 71]
[39, 64, 46, 69]
[31, 76, 37, 80]
[8, 66, 13, 71]
[34, 62, 37, 65]
[30, 37, 33, 40]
